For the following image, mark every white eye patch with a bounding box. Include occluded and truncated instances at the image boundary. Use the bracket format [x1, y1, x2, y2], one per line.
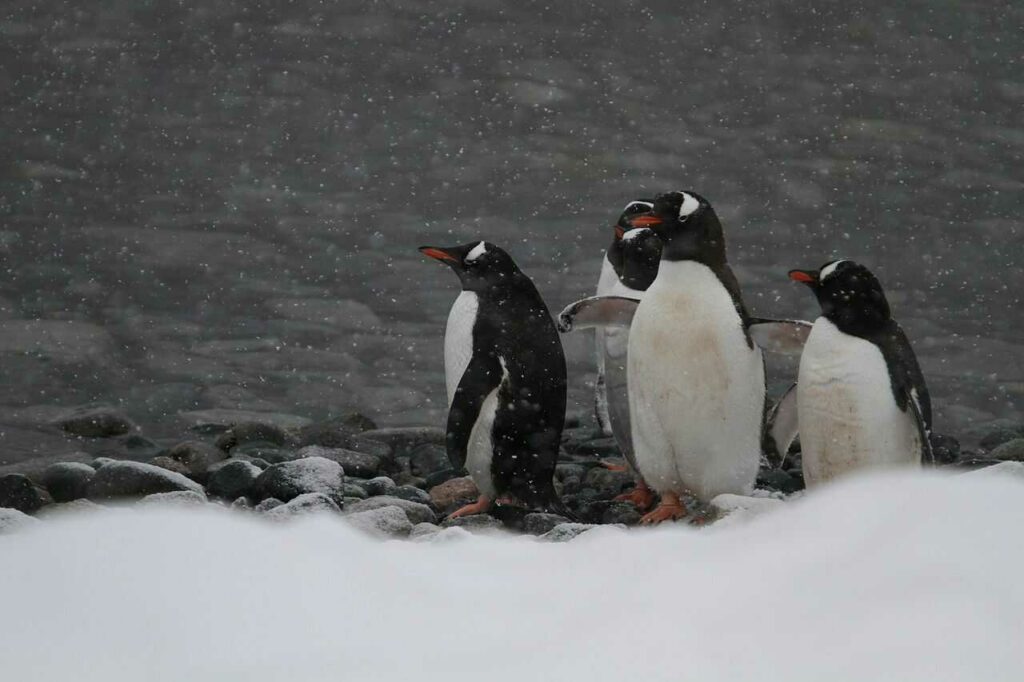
[465, 241, 487, 262]
[678, 192, 700, 218]
[620, 227, 650, 243]
[819, 260, 848, 281]
[623, 200, 654, 213]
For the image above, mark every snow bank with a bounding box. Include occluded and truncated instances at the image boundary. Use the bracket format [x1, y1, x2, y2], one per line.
[1, 470, 1022, 682]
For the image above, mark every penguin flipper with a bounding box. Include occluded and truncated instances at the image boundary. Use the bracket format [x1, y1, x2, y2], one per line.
[446, 353, 503, 471]
[906, 388, 935, 465]
[558, 296, 640, 333]
[748, 318, 812, 355]
[764, 382, 799, 468]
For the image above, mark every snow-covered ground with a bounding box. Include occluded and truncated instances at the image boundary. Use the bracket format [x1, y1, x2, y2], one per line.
[2, 468, 1022, 682]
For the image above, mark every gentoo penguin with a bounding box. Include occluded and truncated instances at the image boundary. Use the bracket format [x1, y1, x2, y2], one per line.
[419, 241, 569, 518]
[590, 225, 661, 509]
[789, 259, 933, 486]
[593, 199, 655, 435]
[560, 191, 809, 523]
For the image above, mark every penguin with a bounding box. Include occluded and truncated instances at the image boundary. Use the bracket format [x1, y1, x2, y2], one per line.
[591, 224, 661, 510]
[593, 199, 655, 436]
[788, 259, 933, 486]
[419, 241, 570, 518]
[560, 191, 809, 523]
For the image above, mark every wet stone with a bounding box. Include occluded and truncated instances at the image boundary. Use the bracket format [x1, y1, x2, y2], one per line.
[601, 502, 642, 526]
[215, 422, 290, 451]
[253, 457, 346, 505]
[0, 474, 52, 513]
[206, 459, 262, 500]
[390, 484, 432, 506]
[41, 462, 95, 502]
[929, 434, 961, 465]
[149, 456, 191, 477]
[295, 445, 384, 478]
[429, 476, 479, 509]
[265, 492, 341, 519]
[345, 505, 413, 537]
[408, 443, 448, 477]
[981, 428, 1024, 453]
[254, 497, 283, 512]
[166, 441, 227, 478]
[87, 461, 205, 500]
[523, 512, 571, 535]
[364, 476, 397, 497]
[345, 496, 436, 525]
[440, 514, 504, 532]
[342, 483, 368, 499]
[424, 468, 461, 489]
[584, 467, 634, 498]
[138, 490, 208, 507]
[358, 427, 445, 457]
[55, 406, 136, 438]
[990, 438, 1024, 462]
[541, 523, 598, 542]
[232, 443, 296, 464]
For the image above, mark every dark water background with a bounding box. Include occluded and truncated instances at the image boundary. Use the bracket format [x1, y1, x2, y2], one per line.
[0, 0, 1020, 462]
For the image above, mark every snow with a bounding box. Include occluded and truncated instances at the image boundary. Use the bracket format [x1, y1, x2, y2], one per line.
[1, 470, 1022, 681]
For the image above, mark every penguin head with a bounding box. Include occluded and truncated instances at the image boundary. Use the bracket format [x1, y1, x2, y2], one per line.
[626, 190, 726, 264]
[419, 241, 523, 292]
[789, 259, 892, 333]
[617, 228, 662, 290]
[607, 199, 654, 276]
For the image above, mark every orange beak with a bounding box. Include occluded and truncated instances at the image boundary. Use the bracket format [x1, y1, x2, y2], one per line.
[628, 215, 663, 228]
[419, 247, 458, 263]
[788, 270, 817, 284]
[614, 225, 626, 239]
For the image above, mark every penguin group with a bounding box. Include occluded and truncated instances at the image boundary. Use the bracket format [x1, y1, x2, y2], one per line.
[420, 190, 932, 524]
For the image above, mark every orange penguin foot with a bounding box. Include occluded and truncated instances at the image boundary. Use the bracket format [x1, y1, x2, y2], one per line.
[639, 492, 687, 525]
[614, 482, 656, 511]
[600, 460, 628, 472]
[447, 495, 492, 519]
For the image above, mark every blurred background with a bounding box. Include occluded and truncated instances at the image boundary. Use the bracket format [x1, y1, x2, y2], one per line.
[0, 0, 1020, 462]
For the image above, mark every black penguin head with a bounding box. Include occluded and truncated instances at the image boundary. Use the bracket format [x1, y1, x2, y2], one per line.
[419, 241, 523, 292]
[607, 199, 654, 276]
[627, 190, 726, 265]
[789, 259, 892, 335]
[617, 227, 662, 291]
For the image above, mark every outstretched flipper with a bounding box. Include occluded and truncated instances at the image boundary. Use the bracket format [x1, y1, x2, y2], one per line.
[446, 352, 503, 470]
[558, 296, 640, 333]
[764, 382, 799, 468]
[748, 318, 812, 355]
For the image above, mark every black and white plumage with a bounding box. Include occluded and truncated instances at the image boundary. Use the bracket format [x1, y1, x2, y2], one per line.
[420, 241, 569, 515]
[594, 199, 655, 435]
[789, 259, 933, 486]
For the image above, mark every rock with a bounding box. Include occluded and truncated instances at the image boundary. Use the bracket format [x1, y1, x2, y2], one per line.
[41, 462, 95, 502]
[342, 483, 368, 499]
[345, 496, 436, 524]
[429, 476, 479, 509]
[0, 474, 52, 513]
[583, 466, 633, 498]
[178, 409, 312, 434]
[87, 461, 205, 500]
[925, 434, 958, 465]
[348, 436, 393, 459]
[138, 490, 208, 507]
[215, 422, 290, 451]
[341, 413, 377, 431]
[424, 468, 462, 489]
[523, 512, 571, 535]
[294, 418, 360, 448]
[358, 427, 445, 457]
[254, 498, 283, 512]
[409, 522, 442, 540]
[36, 499, 104, 517]
[568, 437, 620, 457]
[601, 502, 643, 526]
[393, 471, 428, 489]
[345, 505, 413, 537]
[206, 459, 262, 499]
[230, 497, 253, 510]
[0, 508, 39, 534]
[55, 406, 136, 438]
[440, 514, 503, 532]
[265, 492, 341, 519]
[990, 438, 1024, 462]
[391, 485, 432, 506]
[408, 443, 448, 477]
[364, 476, 397, 497]
[980, 427, 1024, 452]
[233, 443, 296, 464]
[166, 440, 227, 477]
[540, 523, 597, 542]
[253, 457, 346, 504]
[294, 445, 384, 478]
[149, 456, 192, 477]
[756, 468, 803, 494]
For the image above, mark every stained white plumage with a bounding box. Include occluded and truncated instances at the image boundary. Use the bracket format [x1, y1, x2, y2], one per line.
[797, 317, 921, 486]
[628, 260, 764, 500]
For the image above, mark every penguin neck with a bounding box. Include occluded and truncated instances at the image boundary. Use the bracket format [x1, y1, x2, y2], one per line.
[606, 239, 625, 278]
[659, 238, 727, 269]
[824, 309, 893, 340]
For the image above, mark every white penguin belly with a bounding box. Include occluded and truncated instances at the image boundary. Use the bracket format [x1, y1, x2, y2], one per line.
[445, 291, 478, 405]
[627, 261, 763, 501]
[465, 386, 499, 498]
[797, 318, 920, 487]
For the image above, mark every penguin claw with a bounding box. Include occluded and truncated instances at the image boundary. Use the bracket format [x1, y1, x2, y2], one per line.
[613, 484, 656, 511]
[600, 460, 628, 472]
[639, 499, 687, 525]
